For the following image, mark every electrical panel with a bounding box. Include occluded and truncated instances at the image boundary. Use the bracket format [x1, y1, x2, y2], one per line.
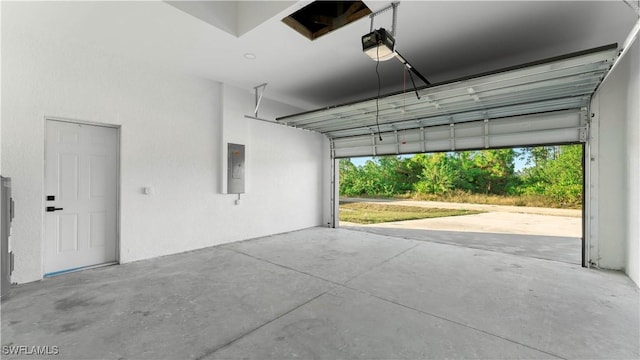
[227, 143, 245, 194]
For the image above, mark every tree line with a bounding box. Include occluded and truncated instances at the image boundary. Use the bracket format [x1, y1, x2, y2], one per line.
[339, 145, 583, 208]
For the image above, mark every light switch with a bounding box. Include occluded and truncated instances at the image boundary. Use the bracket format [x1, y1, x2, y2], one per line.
[143, 187, 153, 195]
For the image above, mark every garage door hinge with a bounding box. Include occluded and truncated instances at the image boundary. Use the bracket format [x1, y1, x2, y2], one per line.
[580, 107, 589, 124]
[449, 123, 455, 151]
[484, 119, 490, 148]
[330, 140, 336, 159]
[580, 126, 589, 142]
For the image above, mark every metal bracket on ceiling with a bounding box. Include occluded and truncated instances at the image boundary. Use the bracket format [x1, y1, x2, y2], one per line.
[253, 83, 267, 118]
[244, 83, 276, 124]
[369, 2, 399, 36]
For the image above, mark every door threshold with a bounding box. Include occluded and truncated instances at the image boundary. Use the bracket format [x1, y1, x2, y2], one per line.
[44, 262, 118, 278]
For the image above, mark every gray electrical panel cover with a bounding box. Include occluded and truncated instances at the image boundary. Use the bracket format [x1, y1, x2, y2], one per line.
[227, 143, 245, 194]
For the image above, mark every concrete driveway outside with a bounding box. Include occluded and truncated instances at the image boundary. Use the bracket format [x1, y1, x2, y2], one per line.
[340, 198, 582, 264]
[340, 198, 582, 238]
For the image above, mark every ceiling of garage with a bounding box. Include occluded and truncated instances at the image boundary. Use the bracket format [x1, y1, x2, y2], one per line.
[7, 1, 638, 112]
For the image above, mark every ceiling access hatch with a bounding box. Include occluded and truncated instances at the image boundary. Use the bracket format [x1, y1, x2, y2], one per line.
[277, 44, 618, 158]
[282, 1, 371, 40]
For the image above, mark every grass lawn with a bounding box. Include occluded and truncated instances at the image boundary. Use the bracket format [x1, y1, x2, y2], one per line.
[339, 202, 483, 224]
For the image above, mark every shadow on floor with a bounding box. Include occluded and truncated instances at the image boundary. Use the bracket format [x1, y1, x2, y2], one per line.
[343, 225, 582, 264]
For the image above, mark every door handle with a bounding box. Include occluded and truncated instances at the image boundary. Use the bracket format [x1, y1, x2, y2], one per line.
[46, 206, 64, 212]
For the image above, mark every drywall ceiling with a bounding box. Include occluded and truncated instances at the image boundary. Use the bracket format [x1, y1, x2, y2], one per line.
[166, 1, 297, 37]
[3, 1, 638, 112]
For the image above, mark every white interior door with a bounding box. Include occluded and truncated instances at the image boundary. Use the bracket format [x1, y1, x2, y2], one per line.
[44, 120, 118, 275]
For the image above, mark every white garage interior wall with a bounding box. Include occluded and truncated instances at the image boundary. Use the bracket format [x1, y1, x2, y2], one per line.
[1, 14, 329, 284]
[589, 30, 640, 286]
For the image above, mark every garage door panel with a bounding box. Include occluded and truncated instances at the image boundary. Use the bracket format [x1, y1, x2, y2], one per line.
[455, 122, 484, 138]
[454, 137, 486, 151]
[490, 111, 583, 134]
[333, 109, 586, 158]
[425, 127, 451, 141]
[324, 96, 589, 139]
[489, 128, 582, 148]
[286, 48, 612, 130]
[282, 45, 616, 159]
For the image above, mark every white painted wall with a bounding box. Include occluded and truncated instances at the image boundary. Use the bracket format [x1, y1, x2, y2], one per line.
[0, 1, 3, 173]
[218, 84, 331, 237]
[623, 34, 639, 287]
[1, 6, 328, 283]
[590, 31, 640, 286]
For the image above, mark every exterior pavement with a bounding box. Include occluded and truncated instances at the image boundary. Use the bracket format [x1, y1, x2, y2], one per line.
[1, 227, 638, 359]
[340, 198, 582, 238]
[345, 212, 582, 238]
[340, 198, 582, 217]
[339, 198, 582, 264]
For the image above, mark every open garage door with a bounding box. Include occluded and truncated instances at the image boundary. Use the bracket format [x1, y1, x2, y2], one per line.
[277, 45, 617, 157]
[277, 45, 617, 265]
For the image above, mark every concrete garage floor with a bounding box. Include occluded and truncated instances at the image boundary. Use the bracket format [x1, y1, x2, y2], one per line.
[2, 228, 638, 359]
[345, 227, 582, 264]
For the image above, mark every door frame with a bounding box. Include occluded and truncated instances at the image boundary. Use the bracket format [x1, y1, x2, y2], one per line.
[42, 116, 121, 277]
